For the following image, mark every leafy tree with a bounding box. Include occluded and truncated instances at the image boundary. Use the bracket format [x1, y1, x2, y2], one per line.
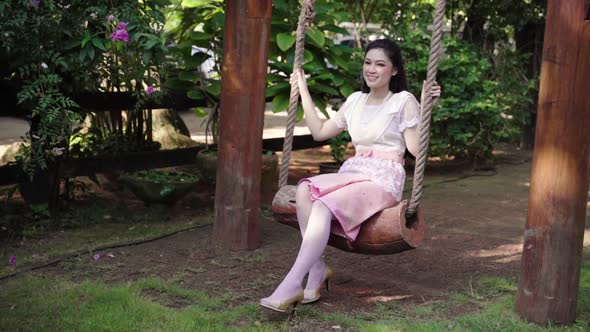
[0, 0, 170, 177]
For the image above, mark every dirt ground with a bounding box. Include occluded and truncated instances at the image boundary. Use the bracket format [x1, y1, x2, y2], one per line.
[8, 146, 590, 323]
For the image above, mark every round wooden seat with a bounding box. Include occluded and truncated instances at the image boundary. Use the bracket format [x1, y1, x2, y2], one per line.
[271, 185, 425, 255]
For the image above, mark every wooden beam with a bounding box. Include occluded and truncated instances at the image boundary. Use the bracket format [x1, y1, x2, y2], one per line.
[212, 0, 272, 250]
[516, 0, 590, 324]
[60, 147, 202, 177]
[73, 91, 207, 112]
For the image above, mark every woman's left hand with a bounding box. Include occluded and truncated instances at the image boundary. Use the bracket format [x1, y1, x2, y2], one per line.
[421, 80, 442, 104]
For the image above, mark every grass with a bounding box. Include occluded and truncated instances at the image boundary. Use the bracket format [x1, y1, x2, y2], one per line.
[299, 263, 590, 331]
[0, 276, 271, 332]
[1, 262, 589, 331]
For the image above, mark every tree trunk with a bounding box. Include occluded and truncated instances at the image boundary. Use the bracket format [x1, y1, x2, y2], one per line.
[515, 0, 590, 324]
[213, 0, 272, 251]
[151, 109, 198, 150]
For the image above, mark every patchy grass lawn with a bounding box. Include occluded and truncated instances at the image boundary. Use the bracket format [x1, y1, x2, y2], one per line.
[1, 157, 589, 331]
[1, 262, 589, 331]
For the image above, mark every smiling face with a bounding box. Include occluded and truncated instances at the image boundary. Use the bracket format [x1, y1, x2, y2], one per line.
[362, 48, 397, 92]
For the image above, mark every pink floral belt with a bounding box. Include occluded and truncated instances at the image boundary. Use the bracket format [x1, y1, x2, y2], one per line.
[355, 148, 405, 165]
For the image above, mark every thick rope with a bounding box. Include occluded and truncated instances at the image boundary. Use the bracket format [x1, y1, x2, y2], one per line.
[407, 0, 446, 216]
[278, 0, 316, 188]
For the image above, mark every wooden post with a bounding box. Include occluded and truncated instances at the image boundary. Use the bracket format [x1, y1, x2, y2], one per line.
[516, 0, 590, 324]
[212, 0, 272, 250]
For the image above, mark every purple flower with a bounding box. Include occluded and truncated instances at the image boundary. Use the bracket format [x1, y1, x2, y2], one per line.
[146, 86, 154, 95]
[107, 14, 115, 22]
[116, 22, 128, 30]
[93, 253, 101, 261]
[110, 21, 129, 43]
[30, 0, 40, 7]
[110, 29, 129, 43]
[8, 255, 16, 265]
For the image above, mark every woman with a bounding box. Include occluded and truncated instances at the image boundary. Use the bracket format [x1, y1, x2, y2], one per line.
[260, 39, 441, 312]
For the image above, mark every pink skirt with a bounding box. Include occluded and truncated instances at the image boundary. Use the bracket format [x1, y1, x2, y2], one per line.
[299, 173, 398, 241]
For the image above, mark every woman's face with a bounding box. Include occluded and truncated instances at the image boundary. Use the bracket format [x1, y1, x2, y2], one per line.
[363, 48, 397, 91]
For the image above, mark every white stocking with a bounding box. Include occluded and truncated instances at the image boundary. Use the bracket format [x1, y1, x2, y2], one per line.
[261, 200, 332, 302]
[295, 183, 329, 291]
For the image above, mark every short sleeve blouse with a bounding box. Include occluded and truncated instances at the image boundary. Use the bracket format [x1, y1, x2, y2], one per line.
[331, 91, 420, 154]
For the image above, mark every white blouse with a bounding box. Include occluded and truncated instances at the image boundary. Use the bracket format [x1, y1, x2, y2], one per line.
[331, 90, 421, 154]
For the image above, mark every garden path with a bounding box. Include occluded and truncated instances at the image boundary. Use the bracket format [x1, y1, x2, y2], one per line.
[0, 105, 312, 146]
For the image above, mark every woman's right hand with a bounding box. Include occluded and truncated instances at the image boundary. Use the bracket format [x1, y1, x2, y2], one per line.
[290, 68, 309, 95]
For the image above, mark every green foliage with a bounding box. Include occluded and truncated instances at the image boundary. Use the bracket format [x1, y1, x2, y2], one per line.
[127, 170, 199, 183]
[1, 0, 170, 178]
[380, 5, 536, 164]
[165, 0, 361, 147]
[429, 38, 535, 163]
[15, 72, 80, 178]
[164, 0, 224, 144]
[267, 0, 360, 118]
[329, 131, 351, 163]
[0, 0, 170, 94]
[448, 0, 546, 45]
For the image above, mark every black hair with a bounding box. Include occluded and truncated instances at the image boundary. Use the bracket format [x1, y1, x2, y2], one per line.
[361, 39, 408, 94]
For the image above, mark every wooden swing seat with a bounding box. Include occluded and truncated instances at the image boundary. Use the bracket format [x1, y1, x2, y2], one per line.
[271, 185, 425, 255]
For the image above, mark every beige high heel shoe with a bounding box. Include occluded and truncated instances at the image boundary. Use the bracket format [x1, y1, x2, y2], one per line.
[301, 266, 333, 304]
[259, 289, 304, 313]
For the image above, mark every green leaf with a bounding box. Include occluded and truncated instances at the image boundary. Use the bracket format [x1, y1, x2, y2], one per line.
[193, 107, 207, 117]
[87, 46, 95, 60]
[79, 47, 88, 62]
[90, 38, 107, 51]
[144, 39, 159, 50]
[186, 52, 211, 68]
[267, 74, 285, 81]
[277, 33, 296, 51]
[205, 80, 221, 97]
[178, 71, 200, 82]
[303, 49, 314, 63]
[306, 28, 325, 47]
[189, 31, 212, 41]
[318, 24, 349, 35]
[332, 74, 345, 86]
[313, 97, 328, 117]
[269, 62, 292, 73]
[327, 54, 350, 70]
[266, 82, 290, 98]
[271, 93, 291, 113]
[311, 82, 339, 96]
[81, 31, 92, 48]
[339, 84, 354, 98]
[163, 78, 194, 91]
[309, 73, 334, 81]
[181, 0, 207, 8]
[187, 89, 205, 100]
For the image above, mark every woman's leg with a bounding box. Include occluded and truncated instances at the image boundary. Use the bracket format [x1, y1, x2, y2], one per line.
[261, 199, 333, 302]
[296, 184, 328, 290]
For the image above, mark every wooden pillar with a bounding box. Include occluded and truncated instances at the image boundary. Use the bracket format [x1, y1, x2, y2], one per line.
[516, 0, 590, 324]
[212, 0, 272, 250]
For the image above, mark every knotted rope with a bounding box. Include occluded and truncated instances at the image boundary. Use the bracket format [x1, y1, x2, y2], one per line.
[406, 0, 446, 216]
[278, 0, 316, 188]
